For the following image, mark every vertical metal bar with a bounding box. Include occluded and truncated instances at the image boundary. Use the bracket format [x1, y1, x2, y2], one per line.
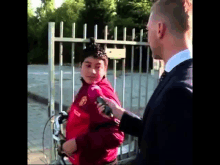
[145, 46, 150, 105]
[119, 27, 126, 160]
[83, 24, 87, 49]
[118, 29, 126, 161]
[59, 22, 64, 136]
[122, 27, 126, 108]
[138, 29, 143, 114]
[122, 59, 125, 105]
[113, 26, 117, 92]
[130, 28, 135, 113]
[136, 29, 143, 154]
[114, 26, 117, 47]
[104, 25, 108, 50]
[129, 28, 135, 157]
[48, 22, 55, 163]
[48, 22, 55, 118]
[59, 21, 63, 113]
[94, 24, 98, 40]
[72, 23, 75, 102]
[113, 60, 117, 92]
[104, 25, 108, 78]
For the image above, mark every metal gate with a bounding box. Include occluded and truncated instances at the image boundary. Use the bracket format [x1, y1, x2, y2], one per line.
[48, 22, 162, 164]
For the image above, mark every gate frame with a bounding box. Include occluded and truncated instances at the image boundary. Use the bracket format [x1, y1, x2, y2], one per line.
[48, 22, 163, 164]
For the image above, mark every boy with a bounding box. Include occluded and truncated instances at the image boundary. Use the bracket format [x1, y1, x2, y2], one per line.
[61, 38, 124, 165]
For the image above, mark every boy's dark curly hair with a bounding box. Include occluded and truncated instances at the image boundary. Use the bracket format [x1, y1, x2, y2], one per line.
[81, 37, 108, 68]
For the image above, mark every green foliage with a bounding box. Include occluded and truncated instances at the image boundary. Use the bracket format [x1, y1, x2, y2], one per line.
[43, 0, 55, 13]
[28, 0, 153, 65]
[112, 0, 152, 40]
[55, 0, 85, 37]
[28, 0, 34, 17]
[77, 0, 116, 38]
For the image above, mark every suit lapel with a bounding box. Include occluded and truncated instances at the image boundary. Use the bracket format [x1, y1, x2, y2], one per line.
[150, 71, 173, 100]
[142, 59, 192, 121]
[148, 59, 192, 105]
[142, 72, 173, 121]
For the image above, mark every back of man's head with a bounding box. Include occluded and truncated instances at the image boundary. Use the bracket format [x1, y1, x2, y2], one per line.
[151, 0, 192, 39]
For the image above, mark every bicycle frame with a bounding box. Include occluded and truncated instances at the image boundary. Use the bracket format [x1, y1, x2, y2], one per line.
[43, 113, 70, 165]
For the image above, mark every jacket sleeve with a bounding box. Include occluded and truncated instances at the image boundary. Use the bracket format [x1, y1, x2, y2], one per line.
[74, 124, 124, 153]
[119, 111, 143, 137]
[155, 86, 192, 165]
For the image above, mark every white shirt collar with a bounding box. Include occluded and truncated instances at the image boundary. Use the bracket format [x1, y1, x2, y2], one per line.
[165, 49, 192, 72]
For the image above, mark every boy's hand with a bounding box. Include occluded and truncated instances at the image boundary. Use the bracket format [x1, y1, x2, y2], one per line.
[96, 96, 125, 120]
[62, 139, 77, 155]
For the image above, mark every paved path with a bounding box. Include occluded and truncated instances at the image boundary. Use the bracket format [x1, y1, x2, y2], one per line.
[27, 64, 158, 164]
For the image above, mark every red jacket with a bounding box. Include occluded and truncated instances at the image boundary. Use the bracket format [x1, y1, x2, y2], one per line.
[66, 77, 124, 165]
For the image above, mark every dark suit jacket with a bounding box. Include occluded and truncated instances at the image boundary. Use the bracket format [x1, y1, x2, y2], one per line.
[119, 59, 193, 165]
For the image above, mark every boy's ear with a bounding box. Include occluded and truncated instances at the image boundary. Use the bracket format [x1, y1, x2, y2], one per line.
[104, 66, 108, 77]
[104, 65, 107, 72]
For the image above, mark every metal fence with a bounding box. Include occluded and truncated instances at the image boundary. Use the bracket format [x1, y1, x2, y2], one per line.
[48, 21, 162, 164]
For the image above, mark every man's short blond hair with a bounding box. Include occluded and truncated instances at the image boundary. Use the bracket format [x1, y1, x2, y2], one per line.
[151, 0, 192, 38]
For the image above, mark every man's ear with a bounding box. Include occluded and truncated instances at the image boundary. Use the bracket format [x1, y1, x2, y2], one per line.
[157, 22, 166, 39]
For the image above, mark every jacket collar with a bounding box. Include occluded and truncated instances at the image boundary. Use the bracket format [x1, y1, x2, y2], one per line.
[165, 49, 192, 72]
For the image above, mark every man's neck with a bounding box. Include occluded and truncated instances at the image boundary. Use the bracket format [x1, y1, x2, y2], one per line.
[162, 38, 191, 65]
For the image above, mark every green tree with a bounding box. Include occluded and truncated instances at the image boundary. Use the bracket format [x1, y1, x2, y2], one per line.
[54, 0, 85, 37]
[28, 0, 86, 64]
[28, 0, 56, 64]
[113, 0, 152, 40]
[42, 0, 55, 13]
[78, 0, 117, 39]
[28, 0, 42, 64]
[28, 0, 34, 17]
[53, 0, 85, 63]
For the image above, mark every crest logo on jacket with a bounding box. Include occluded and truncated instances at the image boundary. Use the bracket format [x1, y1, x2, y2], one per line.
[74, 109, 81, 117]
[79, 96, 87, 106]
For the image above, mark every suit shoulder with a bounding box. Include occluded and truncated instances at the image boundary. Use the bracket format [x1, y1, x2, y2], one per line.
[162, 82, 192, 104]
[170, 81, 192, 93]
[156, 83, 192, 117]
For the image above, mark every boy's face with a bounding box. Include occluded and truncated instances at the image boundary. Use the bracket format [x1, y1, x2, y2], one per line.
[81, 56, 107, 84]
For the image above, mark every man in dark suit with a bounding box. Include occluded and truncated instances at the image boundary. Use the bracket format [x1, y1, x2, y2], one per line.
[97, 0, 192, 164]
